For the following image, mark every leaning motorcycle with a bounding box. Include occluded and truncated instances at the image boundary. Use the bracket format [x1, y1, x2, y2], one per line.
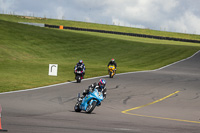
[75, 68, 84, 83]
[74, 88, 104, 113]
[108, 65, 116, 78]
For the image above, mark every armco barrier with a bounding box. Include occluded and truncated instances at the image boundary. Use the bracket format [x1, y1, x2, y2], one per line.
[44, 24, 200, 43]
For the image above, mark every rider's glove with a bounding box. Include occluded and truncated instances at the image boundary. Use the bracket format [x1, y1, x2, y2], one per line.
[89, 87, 93, 92]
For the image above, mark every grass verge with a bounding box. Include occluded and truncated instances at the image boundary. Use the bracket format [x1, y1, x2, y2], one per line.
[0, 19, 200, 93]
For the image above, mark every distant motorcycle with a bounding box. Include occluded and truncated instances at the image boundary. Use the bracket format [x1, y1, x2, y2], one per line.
[108, 65, 116, 78]
[75, 68, 84, 83]
[74, 88, 104, 113]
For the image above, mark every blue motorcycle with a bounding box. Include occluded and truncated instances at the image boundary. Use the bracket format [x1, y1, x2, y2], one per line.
[74, 88, 104, 113]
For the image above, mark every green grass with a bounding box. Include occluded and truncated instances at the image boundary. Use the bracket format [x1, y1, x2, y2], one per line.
[1, 14, 200, 41]
[0, 16, 200, 93]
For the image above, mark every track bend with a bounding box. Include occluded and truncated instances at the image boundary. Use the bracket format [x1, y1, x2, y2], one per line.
[1, 51, 200, 133]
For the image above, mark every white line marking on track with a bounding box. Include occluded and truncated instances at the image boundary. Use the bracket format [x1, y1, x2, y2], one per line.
[114, 128, 132, 131]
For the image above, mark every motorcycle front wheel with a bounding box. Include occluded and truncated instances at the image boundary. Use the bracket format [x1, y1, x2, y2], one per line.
[74, 102, 81, 112]
[109, 72, 113, 78]
[76, 75, 81, 83]
[86, 100, 97, 113]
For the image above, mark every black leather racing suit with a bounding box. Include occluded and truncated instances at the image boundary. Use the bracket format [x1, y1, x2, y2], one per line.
[82, 82, 107, 99]
[107, 61, 117, 69]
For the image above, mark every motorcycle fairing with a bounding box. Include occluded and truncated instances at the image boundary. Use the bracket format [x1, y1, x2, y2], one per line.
[80, 88, 104, 111]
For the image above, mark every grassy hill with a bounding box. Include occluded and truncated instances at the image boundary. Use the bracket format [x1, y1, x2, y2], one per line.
[1, 14, 200, 41]
[0, 14, 200, 93]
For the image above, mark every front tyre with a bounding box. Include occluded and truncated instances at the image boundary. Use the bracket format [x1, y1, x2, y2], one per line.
[86, 101, 97, 113]
[109, 72, 113, 78]
[112, 70, 115, 77]
[76, 75, 81, 83]
[74, 102, 81, 112]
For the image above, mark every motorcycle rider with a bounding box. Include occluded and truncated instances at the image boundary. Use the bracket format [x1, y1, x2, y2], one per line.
[74, 60, 86, 78]
[107, 58, 117, 71]
[79, 79, 107, 105]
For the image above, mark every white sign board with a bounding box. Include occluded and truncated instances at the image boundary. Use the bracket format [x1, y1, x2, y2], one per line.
[48, 64, 58, 76]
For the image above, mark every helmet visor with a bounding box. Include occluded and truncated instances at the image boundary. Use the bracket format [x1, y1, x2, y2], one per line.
[99, 82, 105, 88]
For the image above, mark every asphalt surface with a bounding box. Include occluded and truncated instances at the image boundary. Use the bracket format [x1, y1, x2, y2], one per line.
[0, 51, 200, 133]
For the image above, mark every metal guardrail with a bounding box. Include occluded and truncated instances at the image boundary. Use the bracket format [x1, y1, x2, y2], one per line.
[19, 22, 45, 27]
[44, 24, 200, 43]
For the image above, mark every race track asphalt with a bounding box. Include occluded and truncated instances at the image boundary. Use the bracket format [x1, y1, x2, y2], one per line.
[0, 51, 200, 133]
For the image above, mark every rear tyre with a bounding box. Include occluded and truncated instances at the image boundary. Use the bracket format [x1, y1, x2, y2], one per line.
[86, 100, 97, 113]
